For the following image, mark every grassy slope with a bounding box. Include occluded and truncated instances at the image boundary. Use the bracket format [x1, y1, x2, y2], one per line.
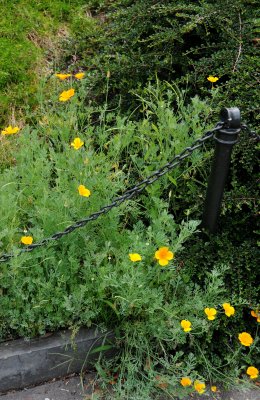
[0, 0, 87, 125]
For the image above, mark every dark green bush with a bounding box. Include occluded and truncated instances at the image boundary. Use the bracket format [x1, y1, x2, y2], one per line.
[171, 132, 259, 311]
[67, 0, 259, 120]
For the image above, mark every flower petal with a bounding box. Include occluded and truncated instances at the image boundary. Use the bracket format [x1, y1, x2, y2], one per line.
[159, 259, 169, 266]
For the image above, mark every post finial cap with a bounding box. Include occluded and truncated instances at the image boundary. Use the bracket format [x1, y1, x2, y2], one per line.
[220, 107, 240, 129]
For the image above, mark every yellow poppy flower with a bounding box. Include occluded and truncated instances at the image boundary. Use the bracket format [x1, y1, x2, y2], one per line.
[180, 377, 192, 387]
[251, 310, 260, 322]
[154, 247, 174, 266]
[207, 76, 219, 83]
[78, 184, 91, 197]
[211, 386, 217, 392]
[21, 236, 33, 245]
[71, 137, 84, 150]
[74, 72, 85, 80]
[204, 307, 217, 320]
[180, 320, 192, 332]
[129, 253, 142, 262]
[194, 381, 206, 394]
[1, 126, 20, 135]
[246, 366, 259, 379]
[223, 303, 235, 317]
[55, 73, 71, 80]
[238, 332, 253, 347]
[59, 88, 75, 102]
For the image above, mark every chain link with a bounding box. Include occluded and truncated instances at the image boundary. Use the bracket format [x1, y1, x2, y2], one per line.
[0, 122, 227, 263]
[241, 123, 260, 142]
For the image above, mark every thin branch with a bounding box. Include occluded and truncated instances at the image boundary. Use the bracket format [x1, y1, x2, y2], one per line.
[232, 12, 243, 73]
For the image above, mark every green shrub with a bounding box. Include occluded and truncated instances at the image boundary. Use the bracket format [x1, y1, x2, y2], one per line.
[66, 0, 258, 119]
[0, 0, 259, 388]
[96, 264, 259, 399]
[171, 130, 259, 299]
[0, 78, 213, 339]
[0, 69, 259, 397]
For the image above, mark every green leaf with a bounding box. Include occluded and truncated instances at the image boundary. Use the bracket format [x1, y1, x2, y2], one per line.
[168, 175, 177, 186]
[89, 344, 114, 354]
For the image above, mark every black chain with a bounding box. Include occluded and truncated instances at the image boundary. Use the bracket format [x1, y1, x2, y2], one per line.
[0, 123, 224, 263]
[241, 123, 260, 142]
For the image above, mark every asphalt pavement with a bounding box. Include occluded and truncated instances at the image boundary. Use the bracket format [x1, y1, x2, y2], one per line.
[0, 374, 259, 400]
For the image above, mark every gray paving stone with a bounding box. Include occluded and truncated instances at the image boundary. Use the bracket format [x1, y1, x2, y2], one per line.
[0, 376, 85, 400]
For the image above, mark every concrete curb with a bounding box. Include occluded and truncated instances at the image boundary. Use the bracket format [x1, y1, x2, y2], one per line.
[0, 328, 115, 393]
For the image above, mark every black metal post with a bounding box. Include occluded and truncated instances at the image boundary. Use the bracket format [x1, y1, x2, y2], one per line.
[202, 107, 241, 233]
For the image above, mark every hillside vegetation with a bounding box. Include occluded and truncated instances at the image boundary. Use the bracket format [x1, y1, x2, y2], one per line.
[0, 0, 86, 124]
